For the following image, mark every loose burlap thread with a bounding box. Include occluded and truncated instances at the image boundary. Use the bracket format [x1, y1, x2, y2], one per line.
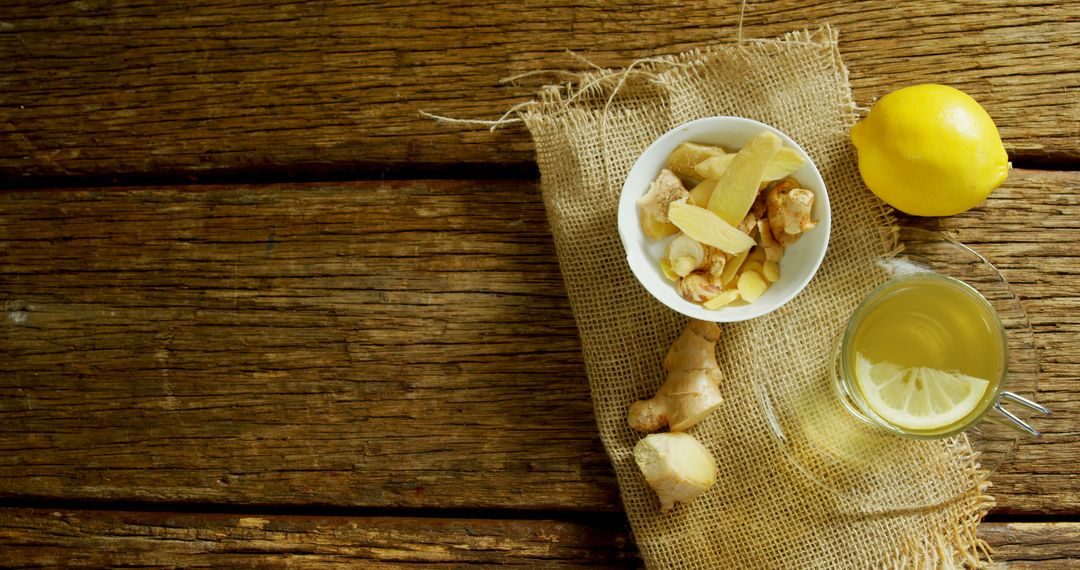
[518, 27, 994, 568]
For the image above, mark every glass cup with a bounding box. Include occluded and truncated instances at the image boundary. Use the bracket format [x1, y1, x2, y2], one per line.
[832, 270, 1048, 439]
[759, 227, 1049, 509]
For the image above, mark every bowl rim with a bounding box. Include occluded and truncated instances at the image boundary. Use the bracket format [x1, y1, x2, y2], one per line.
[616, 116, 832, 322]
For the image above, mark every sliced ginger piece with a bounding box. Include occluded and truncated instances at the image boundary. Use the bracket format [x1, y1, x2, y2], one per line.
[659, 258, 679, 282]
[741, 261, 764, 276]
[689, 179, 717, 207]
[666, 142, 727, 182]
[757, 219, 785, 262]
[707, 132, 782, 226]
[737, 208, 761, 236]
[694, 153, 736, 180]
[762, 260, 781, 283]
[763, 147, 806, 181]
[737, 270, 769, 302]
[668, 202, 755, 255]
[703, 288, 740, 309]
[695, 147, 803, 182]
[706, 132, 782, 225]
[640, 213, 680, 239]
[719, 248, 750, 287]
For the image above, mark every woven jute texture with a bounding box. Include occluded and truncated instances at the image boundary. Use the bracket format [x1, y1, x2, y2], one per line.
[520, 27, 993, 569]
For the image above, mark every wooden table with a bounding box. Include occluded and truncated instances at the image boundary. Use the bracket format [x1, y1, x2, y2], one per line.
[1, 1, 1077, 566]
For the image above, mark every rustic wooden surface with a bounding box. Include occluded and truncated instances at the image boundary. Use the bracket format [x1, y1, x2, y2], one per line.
[0, 509, 1076, 569]
[0, 509, 642, 568]
[1, 0, 1077, 183]
[0, 180, 618, 511]
[1, 0, 1078, 566]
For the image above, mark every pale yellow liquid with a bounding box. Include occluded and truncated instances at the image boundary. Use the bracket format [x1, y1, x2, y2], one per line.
[843, 273, 1005, 434]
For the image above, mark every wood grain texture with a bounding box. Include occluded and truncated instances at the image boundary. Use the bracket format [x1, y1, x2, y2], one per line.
[0, 509, 1075, 568]
[1, 171, 1078, 514]
[980, 521, 1080, 569]
[0, 179, 619, 511]
[0, 509, 640, 568]
[1, 0, 1077, 181]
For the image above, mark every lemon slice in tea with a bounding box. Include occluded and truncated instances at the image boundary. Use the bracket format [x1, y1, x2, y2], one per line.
[854, 353, 991, 431]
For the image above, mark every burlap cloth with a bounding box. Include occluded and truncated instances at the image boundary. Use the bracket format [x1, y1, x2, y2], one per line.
[518, 27, 994, 568]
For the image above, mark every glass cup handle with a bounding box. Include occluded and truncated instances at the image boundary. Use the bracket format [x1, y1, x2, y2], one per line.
[988, 391, 1050, 437]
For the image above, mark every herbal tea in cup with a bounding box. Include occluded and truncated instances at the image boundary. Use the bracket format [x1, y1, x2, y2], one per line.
[761, 229, 1048, 505]
[835, 272, 1006, 438]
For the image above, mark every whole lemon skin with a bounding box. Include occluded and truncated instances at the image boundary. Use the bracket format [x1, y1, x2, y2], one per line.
[851, 84, 1009, 216]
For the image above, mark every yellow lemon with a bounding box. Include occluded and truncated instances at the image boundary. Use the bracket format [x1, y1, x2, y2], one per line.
[850, 84, 1010, 216]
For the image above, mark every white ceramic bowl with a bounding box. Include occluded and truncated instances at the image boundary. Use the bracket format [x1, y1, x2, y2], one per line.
[617, 116, 831, 322]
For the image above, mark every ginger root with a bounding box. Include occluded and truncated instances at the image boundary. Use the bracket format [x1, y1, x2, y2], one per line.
[676, 273, 722, 303]
[757, 218, 784, 263]
[766, 178, 817, 246]
[700, 245, 728, 280]
[637, 169, 689, 225]
[634, 432, 718, 511]
[628, 320, 724, 433]
[666, 234, 706, 278]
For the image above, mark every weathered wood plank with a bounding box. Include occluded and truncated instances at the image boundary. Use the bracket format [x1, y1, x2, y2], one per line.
[1, 171, 1078, 514]
[0, 509, 641, 568]
[0, 179, 620, 511]
[1, 0, 1076, 181]
[980, 521, 1080, 569]
[0, 509, 1074, 568]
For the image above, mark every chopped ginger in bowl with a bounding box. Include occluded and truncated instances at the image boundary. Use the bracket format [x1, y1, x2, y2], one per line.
[617, 117, 831, 322]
